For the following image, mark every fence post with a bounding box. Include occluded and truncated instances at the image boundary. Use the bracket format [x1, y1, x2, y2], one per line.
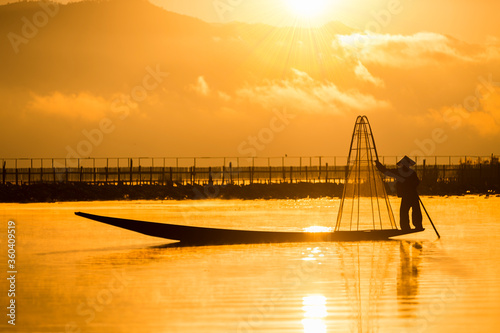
[138, 158, 141, 185]
[175, 161, 179, 184]
[282, 158, 286, 183]
[117, 159, 121, 184]
[325, 163, 329, 183]
[161, 162, 165, 185]
[422, 159, 426, 182]
[29, 159, 33, 185]
[319, 156, 322, 182]
[229, 162, 233, 184]
[290, 166, 293, 184]
[193, 158, 196, 185]
[208, 166, 213, 186]
[52, 158, 55, 184]
[150, 158, 153, 184]
[305, 166, 308, 183]
[299, 157, 302, 181]
[162, 158, 166, 185]
[129, 158, 133, 185]
[105, 158, 108, 184]
[237, 157, 240, 184]
[252, 158, 255, 184]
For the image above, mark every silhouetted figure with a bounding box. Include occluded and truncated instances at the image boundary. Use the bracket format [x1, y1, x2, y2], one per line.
[375, 156, 423, 231]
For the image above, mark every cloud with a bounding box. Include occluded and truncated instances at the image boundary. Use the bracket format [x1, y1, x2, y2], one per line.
[335, 32, 499, 67]
[189, 76, 211, 96]
[236, 68, 390, 113]
[354, 61, 385, 87]
[465, 88, 500, 136]
[27, 91, 110, 121]
[427, 87, 500, 136]
[217, 91, 232, 101]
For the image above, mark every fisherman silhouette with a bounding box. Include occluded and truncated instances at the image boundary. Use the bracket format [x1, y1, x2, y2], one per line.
[375, 156, 423, 231]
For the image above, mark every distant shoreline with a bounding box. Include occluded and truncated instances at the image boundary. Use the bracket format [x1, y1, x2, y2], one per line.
[0, 182, 497, 203]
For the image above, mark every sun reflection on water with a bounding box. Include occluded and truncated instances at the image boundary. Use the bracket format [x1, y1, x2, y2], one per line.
[303, 226, 332, 233]
[302, 295, 328, 333]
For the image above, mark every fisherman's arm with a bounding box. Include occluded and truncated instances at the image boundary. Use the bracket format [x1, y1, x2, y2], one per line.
[375, 160, 400, 180]
[375, 160, 393, 176]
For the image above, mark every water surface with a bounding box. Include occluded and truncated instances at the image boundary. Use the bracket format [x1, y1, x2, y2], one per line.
[1, 196, 499, 332]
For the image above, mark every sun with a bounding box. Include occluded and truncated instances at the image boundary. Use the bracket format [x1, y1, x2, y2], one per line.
[285, 0, 328, 20]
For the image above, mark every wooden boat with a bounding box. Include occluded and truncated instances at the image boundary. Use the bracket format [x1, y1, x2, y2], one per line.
[74, 212, 423, 246]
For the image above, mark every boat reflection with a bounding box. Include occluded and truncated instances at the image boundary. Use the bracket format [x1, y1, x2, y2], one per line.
[302, 295, 328, 333]
[79, 239, 425, 332]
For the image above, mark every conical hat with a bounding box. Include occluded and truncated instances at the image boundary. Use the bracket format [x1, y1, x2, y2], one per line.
[397, 155, 416, 166]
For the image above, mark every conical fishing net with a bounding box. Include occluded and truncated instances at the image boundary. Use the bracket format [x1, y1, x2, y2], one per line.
[335, 116, 397, 231]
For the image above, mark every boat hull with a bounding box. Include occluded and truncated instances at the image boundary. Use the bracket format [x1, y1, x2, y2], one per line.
[75, 212, 423, 246]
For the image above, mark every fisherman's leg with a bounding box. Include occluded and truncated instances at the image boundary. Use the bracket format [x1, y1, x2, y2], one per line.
[399, 197, 411, 231]
[411, 197, 423, 230]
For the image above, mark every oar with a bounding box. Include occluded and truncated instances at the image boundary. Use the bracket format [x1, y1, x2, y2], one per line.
[418, 197, 440, 238]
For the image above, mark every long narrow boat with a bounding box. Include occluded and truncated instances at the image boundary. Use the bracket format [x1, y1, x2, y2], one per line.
[75, 212, 423, 246]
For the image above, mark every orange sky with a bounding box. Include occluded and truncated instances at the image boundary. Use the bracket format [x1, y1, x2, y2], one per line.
[0, 0, 499, 159]
[150, 0, 500, 43]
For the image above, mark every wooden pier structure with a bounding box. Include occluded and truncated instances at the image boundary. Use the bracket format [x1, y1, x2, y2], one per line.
[1, 156, 499, 188]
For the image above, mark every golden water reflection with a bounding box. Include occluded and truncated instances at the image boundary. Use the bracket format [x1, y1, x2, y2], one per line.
[3, 198, 500, 332]
[303, 226, 332, 233]
[398, 241, 423, 317]
[302, 295, 328, 333]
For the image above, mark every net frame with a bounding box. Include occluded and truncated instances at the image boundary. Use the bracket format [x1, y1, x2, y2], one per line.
[335, 116, 397, 231]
